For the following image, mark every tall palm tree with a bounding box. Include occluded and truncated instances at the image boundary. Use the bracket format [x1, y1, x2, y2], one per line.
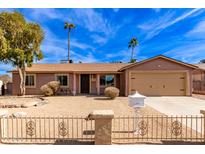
[64, 22, 75, 63]
[128, 37, 138, 63]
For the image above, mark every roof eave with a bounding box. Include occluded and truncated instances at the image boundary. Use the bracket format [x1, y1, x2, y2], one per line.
[119, 55, 198, 71]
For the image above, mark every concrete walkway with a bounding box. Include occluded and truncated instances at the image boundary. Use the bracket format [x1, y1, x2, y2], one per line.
[145, 96, 205, 116]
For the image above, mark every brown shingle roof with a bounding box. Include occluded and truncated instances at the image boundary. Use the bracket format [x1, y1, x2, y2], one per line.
[12, 63, 130, 73]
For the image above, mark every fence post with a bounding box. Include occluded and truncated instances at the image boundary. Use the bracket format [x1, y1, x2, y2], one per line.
[88, 110, 114, 145]
[200, 110, 205, 141]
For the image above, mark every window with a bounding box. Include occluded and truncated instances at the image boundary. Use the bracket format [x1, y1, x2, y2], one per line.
[100, 75, 115, 86]
[56, 75, 68, 86]
[25, 74, 35, 87]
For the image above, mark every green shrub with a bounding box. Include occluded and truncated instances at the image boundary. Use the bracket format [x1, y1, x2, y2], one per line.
[104, 87, 119, 99]
[40, 84, 53, 96]
[47, 81, 60, 95]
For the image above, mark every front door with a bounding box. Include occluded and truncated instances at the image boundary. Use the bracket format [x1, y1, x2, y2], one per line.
[80, 74, 90, 93]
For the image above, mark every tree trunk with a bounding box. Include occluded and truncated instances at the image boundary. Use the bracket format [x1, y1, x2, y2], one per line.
[18, 67, 26, 96]
[68, 29, 70, 63]
[130, 46, 134, 62]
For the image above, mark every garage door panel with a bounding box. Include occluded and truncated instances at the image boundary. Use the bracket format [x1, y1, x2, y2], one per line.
[130, 72, 186, 96]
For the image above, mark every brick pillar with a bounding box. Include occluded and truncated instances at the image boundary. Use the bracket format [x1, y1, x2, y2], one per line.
[88, 110, 114, 145]
[200, 110, 205, 141]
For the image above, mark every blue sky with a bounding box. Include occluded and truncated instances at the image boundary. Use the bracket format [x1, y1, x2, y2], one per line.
[1, 8, 205, 74]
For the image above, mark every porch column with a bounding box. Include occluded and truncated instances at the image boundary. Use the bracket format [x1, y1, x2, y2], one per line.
[73, 73, 76, 96]
[96, 74, 100, 95]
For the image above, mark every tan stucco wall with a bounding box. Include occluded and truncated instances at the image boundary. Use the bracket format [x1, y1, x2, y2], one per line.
[12, 72, 76, 95]
[12, 72, 120, 96]
[12, 73, 55, 95]
[123, 58, 195, 96]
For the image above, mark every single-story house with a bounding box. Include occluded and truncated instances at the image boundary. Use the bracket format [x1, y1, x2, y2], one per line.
[11, 55, 199, 96]
[192, 63, 205, 94]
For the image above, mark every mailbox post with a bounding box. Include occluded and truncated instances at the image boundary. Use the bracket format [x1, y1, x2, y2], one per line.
[128, 91, 146, 134]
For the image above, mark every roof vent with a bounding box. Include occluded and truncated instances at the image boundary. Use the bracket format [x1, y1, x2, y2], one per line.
[60, 60, 68, 64]
[60, 59, 74, 63]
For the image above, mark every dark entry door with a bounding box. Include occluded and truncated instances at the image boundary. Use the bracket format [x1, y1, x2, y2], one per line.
[80, 74, 90, 93]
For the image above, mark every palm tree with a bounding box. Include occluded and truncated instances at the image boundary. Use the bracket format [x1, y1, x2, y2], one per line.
[64, 22, 76, 63]
[128, 37, 138, 63]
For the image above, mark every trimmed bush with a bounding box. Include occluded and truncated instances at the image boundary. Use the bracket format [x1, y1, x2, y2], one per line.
[104, 87, 119, 99]
[40, 81, 60, 96]
[47, 81, 60, 95]
[40, 85, 53, 96]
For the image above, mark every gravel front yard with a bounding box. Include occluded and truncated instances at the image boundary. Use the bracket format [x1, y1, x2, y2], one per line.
[0, 95, 164, 117]
[0, 96, 133, 116]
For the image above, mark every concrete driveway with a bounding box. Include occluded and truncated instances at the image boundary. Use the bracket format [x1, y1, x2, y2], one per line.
[145, 96, 205, 116]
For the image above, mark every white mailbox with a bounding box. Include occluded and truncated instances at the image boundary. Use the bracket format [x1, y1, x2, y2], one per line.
[128, 91, 146, 108]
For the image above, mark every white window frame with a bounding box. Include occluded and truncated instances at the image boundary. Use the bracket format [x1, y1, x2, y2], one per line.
[25, 74, 36, 88]
[100, 75, 115, 87]
[55, 74, 69, 87]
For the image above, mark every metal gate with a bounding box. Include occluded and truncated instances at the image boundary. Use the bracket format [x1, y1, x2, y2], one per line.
[0, 116, 95, 144]
[112, 115, 205, 144]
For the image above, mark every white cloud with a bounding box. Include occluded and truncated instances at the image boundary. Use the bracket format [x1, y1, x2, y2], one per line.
[26, 9, 63, 21]
[39, 26, 98, 63]
[90, 34, 108, 44]
[23, 9, 120, 46]
[163, 41, 205, 63]
[105, 50, 128, 59]
[70, 9, 117, 38]
[139, 9, 203, 40]
[71, 51, 99, 63]
[104, 49, 134, 63]
[71, 39, 95, 50]
[69, 9, 120, 44]
[186, 20, 205, 39]
[42, 25, 94, 51]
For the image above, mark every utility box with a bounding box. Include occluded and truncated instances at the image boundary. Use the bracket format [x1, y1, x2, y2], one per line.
[128, 91, 146, 108]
